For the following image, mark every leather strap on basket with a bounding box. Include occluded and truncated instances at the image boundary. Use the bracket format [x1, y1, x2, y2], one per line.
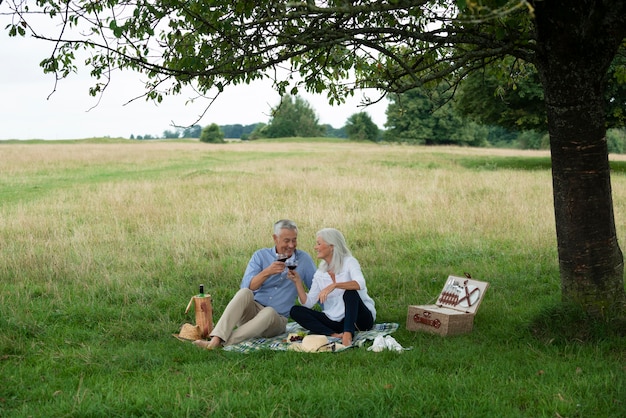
[458, 280, 480, 307]
[413, 311, 441, 329]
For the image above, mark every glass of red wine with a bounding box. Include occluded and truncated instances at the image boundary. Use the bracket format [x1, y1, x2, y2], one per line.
[276, 253, 289, 263]
[285, 257, 298, 271]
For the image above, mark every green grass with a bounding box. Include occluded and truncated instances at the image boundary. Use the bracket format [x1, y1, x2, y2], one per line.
[0, 140, 624, 417]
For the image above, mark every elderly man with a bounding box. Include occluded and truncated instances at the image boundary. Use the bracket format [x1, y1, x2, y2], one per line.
[194, 219, 316, 349]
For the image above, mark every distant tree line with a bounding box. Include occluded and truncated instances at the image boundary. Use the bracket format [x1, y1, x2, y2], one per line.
[236, 96, 377, 141]
[134, 87, 626, 152]
[136, 95, 376, 142]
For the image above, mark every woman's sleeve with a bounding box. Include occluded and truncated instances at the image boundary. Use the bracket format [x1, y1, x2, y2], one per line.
[346, 257, 366, 290]
[301, 271, 322, 308]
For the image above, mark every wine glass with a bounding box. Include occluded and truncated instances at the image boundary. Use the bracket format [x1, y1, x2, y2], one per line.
[285, 257, 298, 271]
[276, 253, 289, 262]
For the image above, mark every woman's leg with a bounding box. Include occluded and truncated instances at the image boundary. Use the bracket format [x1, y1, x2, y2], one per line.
[290, 305, 343, 335]
[342, 290, 374, 344]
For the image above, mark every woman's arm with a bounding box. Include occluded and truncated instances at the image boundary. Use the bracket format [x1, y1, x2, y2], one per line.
[288, 270, 309, 304]
[331, 280, 361, 290]
[318, 264, 362, 303]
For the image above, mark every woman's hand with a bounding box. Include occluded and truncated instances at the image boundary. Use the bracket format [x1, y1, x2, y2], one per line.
[286, 269, 300, 283]
[287, 270, 307, 304]
[319, 283, 337, 303]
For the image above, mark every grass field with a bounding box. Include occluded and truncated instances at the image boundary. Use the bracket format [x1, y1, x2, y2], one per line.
[0, 138, 624, 417]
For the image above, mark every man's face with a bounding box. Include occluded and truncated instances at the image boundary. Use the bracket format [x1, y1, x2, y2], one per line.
[273, 228, 297, 257]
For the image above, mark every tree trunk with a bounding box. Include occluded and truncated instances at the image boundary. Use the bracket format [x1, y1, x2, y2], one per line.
[533, 1, 626, 319]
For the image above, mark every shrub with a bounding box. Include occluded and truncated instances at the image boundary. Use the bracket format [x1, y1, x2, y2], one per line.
[199, 123, 225, 143]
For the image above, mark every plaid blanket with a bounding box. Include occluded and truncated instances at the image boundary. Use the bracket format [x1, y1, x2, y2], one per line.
[222, 322, 399, 353]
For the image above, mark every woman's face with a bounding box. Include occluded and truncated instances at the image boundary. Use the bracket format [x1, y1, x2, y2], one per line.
[314, 236, 332, 261]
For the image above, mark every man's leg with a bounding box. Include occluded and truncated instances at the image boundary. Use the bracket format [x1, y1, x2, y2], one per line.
[208, 288, 257, 344]
[226, 306, 287, 345]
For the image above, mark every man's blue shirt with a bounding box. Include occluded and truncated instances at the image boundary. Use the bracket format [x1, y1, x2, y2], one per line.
[240, 248, 316, 317]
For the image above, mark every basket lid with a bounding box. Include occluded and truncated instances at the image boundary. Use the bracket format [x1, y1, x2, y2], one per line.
[436, 275, 489, 314]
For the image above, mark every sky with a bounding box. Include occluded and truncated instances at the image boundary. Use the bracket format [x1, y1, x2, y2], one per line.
[1, 30, 389, 140]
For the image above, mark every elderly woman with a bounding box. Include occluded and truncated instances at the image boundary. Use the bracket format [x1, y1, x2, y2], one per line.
[287, 228, 376, 346]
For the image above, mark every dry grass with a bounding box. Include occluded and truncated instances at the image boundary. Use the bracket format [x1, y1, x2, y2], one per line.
[0, 141, 559, 254]
[4, 139, 626, 294]
[1, 139, 560, 294]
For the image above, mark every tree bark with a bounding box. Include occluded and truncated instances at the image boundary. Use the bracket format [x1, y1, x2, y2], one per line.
[533, 1, 626, 318]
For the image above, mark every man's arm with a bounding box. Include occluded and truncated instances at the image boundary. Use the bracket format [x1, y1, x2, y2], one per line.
[240, 249, 286, 291]
[248, 262, 286, 290]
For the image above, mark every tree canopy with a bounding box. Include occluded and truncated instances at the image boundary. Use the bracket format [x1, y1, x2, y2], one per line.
[455, 58, 547, 132]
[385, 86, 487, 146]
[1, 1, 542, 105]
[4, 0, 626, 325]
[455, 56, 626, 133]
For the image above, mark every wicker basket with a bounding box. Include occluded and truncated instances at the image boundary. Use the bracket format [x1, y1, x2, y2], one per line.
[406, 275, 489, 336]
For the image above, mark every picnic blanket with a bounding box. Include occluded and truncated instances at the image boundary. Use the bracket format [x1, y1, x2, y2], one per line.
[222, 322, 399, 353]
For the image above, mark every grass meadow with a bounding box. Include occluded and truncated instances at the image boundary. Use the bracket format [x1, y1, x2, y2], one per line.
[0, 138, 624, 417]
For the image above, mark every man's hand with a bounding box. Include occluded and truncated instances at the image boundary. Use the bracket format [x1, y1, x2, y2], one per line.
[249, 261, 286, 290]
[267, 260, 286, 276]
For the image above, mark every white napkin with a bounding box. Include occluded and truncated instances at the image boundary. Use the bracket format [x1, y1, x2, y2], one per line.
[367, 335, 405, 352]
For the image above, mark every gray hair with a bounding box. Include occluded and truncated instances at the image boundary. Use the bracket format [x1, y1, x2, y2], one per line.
[317, 228, 352, 273]
[273, 219, 298, 236]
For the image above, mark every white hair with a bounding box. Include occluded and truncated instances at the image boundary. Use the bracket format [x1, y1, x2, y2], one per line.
[273, 219, 298, 236]
[316, 228, 351, 273]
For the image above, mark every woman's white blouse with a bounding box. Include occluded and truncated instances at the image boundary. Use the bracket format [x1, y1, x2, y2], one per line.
[301, 256, 376, 321]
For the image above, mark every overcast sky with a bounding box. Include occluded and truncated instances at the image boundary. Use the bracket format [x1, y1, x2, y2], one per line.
[1, 30, 389, 140]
